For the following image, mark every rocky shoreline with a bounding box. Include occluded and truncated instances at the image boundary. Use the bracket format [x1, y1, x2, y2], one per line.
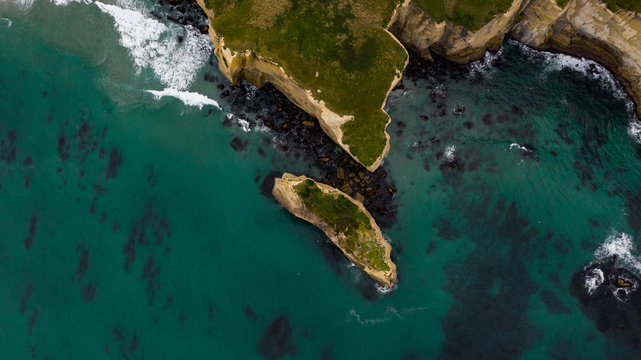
[195, 0, 640, 167]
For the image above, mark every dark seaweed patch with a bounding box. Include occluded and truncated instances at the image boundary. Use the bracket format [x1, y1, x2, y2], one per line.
[20, 282, 33, 314]
[24, 215, 37, 250]
[439, 199, 542, 360]
[82, 282, 97, 302]
[112, 329, 139, 360]
[27, 308, 39, 335]
[259, 171, 280, 200]
[320, 345, 334, 360]
[106, 147, 122, 179]
[74, 245, 89, 281]
[244, 305, 258, 321]
[435, 217, 460, 241]
[256, 315, 296, 360]
[0, 129, 17, 164]
[540, 290, 570, 314]
[230, 137, 249, 152]
[141, 256, 160, 305]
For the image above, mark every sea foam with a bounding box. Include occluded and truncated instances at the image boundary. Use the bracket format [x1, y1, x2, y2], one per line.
[628, 121, 641, 144]
[146, 88, 220, 109]
[95, 1, 211, 90]
[594, 231, 641, 274]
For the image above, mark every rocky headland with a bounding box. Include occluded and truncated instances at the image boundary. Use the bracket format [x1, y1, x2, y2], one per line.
[272, 173, 397, 288]
[194, 0, 641, 172]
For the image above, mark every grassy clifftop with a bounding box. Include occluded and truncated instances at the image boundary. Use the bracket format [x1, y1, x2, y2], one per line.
[294, 179, 390, 272]
[413, 0, 513, 30]
[206, 0, 407, 167]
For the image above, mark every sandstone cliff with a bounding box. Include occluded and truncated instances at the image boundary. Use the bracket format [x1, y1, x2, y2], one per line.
[272, 173, 397, 288]
[389, 0, 641, 118]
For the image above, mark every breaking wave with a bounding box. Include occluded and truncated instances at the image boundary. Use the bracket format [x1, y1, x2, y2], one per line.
[509, 39, 635, 114]
[628, 120, 641, 144]
[594, 231, 641, 274]
[95, 1, 212, 90]
[146, 88, 220, 109]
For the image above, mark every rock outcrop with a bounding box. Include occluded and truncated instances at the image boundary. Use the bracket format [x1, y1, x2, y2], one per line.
[272, 173, 397, 288]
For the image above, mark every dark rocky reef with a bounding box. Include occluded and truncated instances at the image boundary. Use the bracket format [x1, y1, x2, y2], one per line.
[571, 256, 641, 350]
[153, 0, 209, 35]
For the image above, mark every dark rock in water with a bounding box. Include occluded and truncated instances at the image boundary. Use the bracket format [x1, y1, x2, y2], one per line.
[157, 0, 209, 34]
[218, 81, 398, 227]
[462, 121, 473, 129]
[230, 137, 248, 152]
[244, 305, 258, 321]
[571, 256, 641, 349]
[256, 315, 296, 360]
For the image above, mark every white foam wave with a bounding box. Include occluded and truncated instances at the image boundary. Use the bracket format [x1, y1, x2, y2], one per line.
[595, 231, 641, 274]
[50, 0, 88, 6]
[509, 40, 636, 114]
[95, 2, 212, 90]
[1, 18, 12, 27]
[469, 48, 503, 77]
[584, 268, 604, 295]
[628, 121, 641, 144]
[509, 143, 531, 152]
[146, 88, 220, 109]
[444, 145, 456, 162]
[349, 306, 428, 325]
[2, 0, 36, 8]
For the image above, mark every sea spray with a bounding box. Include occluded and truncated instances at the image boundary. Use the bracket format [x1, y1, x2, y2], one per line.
[95, 2, 211, 90]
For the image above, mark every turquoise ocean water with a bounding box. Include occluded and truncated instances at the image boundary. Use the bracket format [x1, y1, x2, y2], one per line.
[1, 0, 641, 359]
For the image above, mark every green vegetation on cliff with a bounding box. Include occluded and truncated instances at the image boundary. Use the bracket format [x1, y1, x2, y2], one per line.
[603, 0, 641, 12]
[206, 0, 407, 167]
[555, 0, 641, 12]
[413, 0, 513, 30]
[294, 179, 390, 272]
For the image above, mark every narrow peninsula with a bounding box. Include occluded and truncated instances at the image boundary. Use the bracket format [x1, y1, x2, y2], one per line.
[272, 173, 397, 288]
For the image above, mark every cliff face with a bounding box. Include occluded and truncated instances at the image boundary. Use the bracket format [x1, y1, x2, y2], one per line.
[388, 0, 530, 63]
[510, 0, 641, 119]
[389, 0, 641, 118]
[272, 173, 397, 288]
[197, 0, 640, 173]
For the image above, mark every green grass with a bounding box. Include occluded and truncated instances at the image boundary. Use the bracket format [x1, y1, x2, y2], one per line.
[294, 179, 390, 272]
[555, 0, 570, 7]
[207, 0, 407, 167]
[603, 0, 641, 12]
[413, 0, 514, 31]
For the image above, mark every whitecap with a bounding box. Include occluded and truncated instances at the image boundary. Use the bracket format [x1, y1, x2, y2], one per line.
[444, 145, 456, 162]
[594, 231, 641, 274]
[146, 88, 220, 109]
[95, 2, 212, 90]
[50, 0, 89, 6]
[1, 18, 12, 27]
[2, 0, 36, 9]
[628, 120, 641, 144]
[509, 143, 531, 152]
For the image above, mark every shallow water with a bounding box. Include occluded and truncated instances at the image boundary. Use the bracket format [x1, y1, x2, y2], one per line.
[1, 0, 641, 359]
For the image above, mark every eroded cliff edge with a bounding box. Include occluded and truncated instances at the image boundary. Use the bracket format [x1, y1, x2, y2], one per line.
[197, 0, 641, 171]
[389, 0, 641, 118]
[272, 173, 397, 288]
